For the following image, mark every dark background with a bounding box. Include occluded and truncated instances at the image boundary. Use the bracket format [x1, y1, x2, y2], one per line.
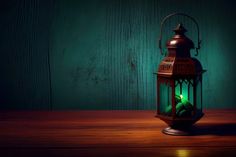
[0, 0, 236, 110]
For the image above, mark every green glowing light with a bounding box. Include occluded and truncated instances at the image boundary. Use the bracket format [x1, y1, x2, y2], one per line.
[165, 95, 193, 117]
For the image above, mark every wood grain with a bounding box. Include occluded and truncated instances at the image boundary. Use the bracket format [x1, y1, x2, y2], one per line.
[0, 0, 54, 109]
[1, 0, 236, 110]
[0, 110, 236, 156]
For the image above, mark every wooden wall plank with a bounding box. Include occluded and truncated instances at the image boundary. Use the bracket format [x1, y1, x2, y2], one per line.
[0, 0, 54, 109]
[1, 0, 236, 110]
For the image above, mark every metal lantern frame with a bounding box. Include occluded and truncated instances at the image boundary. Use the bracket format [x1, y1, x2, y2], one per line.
[155, 13, 206, 135]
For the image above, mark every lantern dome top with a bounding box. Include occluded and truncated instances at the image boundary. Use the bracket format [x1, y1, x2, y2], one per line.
[166, 23, 194, 50]
[157, 23, 205, 77]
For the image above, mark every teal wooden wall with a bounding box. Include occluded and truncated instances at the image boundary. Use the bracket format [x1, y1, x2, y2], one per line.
[0, 0, 236, 110]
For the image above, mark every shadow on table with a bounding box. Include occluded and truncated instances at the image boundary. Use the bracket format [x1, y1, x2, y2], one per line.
[192, 123, 236, 136]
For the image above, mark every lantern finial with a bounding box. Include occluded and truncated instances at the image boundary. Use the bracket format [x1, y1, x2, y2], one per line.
[173, 23, 187, 35]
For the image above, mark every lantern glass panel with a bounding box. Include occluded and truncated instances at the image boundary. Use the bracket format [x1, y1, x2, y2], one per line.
[196, 76, 202, 112]
[159, 82, 172, 115]
[175, 79, 194, 105]
[174, 79, 194, 117]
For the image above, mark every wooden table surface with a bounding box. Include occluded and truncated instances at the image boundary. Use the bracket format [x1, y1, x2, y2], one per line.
[0, 110, 236, 157]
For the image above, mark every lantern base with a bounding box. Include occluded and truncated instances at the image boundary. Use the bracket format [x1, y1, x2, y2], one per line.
[162, 127, 193, 136]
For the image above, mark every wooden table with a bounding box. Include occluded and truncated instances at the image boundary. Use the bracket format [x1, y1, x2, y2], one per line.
[0, 110, 236, 157]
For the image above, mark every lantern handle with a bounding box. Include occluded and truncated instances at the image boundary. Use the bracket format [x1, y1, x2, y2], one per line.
[159, 12, 201, 56]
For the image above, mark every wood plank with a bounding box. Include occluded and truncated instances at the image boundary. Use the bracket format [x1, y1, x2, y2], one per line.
[0, 0, 53, 109]
[49, 0, 236, 110]
[0, 110, 236, 156]
[1, 0, 236, 110]
[1, 147, 236, 157]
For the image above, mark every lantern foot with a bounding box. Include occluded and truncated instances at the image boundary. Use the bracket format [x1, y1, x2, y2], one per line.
[162, 127, 193, 136]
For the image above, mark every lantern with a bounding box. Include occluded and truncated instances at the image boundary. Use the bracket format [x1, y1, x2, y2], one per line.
[155, 13, 206, 135]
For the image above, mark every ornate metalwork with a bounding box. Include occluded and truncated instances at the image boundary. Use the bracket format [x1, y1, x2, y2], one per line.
[155, 13, 206, 136]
